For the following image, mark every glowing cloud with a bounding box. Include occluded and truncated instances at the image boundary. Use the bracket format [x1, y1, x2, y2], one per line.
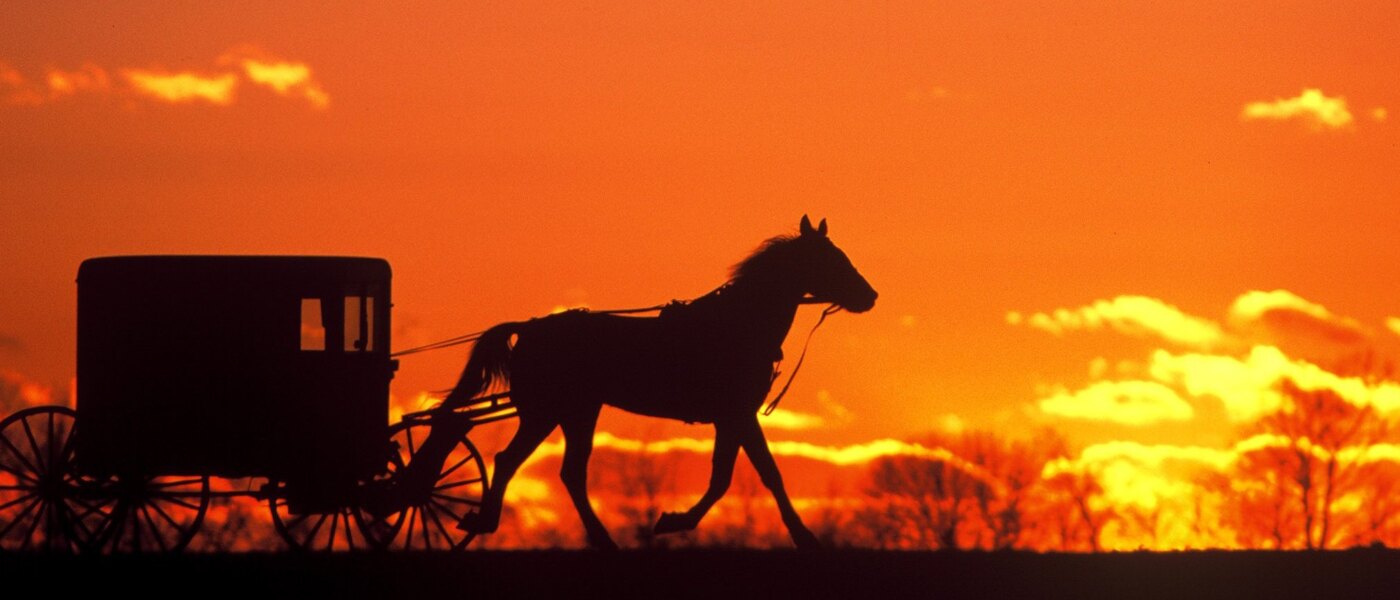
[537, 431, 994, 478]
[761, 408, 825, 430]
[45, 64, 110, 97]
[3, 47, 327, 109]
[1242, 88, 1354, 131]
[1039, 380, 1194, 426]
[1228, 289, 1364, 344]
[1045, 440, 1235, 517]
[1386, 317, 1400, 338]
[1150, 345, 1400, 422]
[0, 369, 58, 412]
[124, 70, 237, 105]
[221, 48, 330, 109]
[1010, 295, 1226, 350]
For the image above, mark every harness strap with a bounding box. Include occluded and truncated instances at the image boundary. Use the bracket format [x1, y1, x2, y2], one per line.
[762, 304, 841, 416]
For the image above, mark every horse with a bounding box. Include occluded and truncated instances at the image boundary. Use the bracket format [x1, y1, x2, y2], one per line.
[444, 216, 876, 549]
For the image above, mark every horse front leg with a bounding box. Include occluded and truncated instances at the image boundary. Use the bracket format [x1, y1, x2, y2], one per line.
[737, 416, 821, 549]
[654, 422, 740, 535]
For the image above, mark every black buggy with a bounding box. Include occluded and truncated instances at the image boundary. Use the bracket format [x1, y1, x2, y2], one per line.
[0, 256, 515, 552]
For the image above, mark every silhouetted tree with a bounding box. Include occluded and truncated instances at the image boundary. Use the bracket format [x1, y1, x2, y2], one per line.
[592, 445, 679, 548]
[1226, 378, 1390, 549]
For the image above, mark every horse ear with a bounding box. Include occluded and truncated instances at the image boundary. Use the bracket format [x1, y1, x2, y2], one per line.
[817, 218, 828, 236]
[800, 215, 815, 236]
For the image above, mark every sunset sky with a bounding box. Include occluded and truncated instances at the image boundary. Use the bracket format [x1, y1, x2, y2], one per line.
[4, 2, 1400, 549]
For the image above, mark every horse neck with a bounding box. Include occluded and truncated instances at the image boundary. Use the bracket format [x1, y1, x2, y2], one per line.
[703, 278, 803, 352]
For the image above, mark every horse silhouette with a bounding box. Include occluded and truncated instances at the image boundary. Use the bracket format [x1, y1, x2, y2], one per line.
[445, 216, 876, 549]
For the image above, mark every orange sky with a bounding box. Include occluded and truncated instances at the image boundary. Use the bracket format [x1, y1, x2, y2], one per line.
[4, 1, 1400, 549]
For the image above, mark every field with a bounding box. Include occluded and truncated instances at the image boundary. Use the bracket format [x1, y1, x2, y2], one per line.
[5, 549, 1400, 599]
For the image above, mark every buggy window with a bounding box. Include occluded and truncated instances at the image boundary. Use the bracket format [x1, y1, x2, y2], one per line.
[300, 298, 326, 351]
[345, 295, 374, 352]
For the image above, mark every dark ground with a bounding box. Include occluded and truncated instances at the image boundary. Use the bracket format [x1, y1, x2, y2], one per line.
[5, 549, 1400, 599]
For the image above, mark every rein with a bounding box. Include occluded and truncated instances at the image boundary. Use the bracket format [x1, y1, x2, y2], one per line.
[762, 303, 841, 416]
[392, 288, 830, 358]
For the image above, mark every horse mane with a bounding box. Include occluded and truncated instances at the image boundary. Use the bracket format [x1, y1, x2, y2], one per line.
[728, 234, 802, 284]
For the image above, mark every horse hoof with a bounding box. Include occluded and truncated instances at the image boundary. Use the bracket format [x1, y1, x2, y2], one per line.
[792, 529, 822, 550]
[589, 535, 619, 551]
[456, 511, 498, 534]
[653, 512, 694, 535]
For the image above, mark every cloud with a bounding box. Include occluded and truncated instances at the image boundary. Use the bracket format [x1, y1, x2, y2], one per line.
[1009, 295, 1226, 350]
[124, 70, 237, 105]
[761, 408, 825, 430]
[2, 47, 327, 109]
[1149, 345, 1400, 422]
[1038, 380, 1194, 426]
[536, 430, 995, 476]
[46, 64, 111, 97]
[1242, 88, 1354, 131]
[1386, 317, 1400, 338]
[0, 369, 58, 413]
[219, 47, 329, 109]
[1228, 289, 1365, 344]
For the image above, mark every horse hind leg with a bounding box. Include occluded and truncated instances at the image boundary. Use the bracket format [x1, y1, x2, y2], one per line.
[457, 412, 556, 535]
[559, 407, 617, 550]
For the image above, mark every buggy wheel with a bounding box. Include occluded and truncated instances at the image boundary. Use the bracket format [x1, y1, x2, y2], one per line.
[0, 405, 97, 552]
[83, 473, 210, 553]
[266, 479, 399, 551]
[385, 419, 488, 551]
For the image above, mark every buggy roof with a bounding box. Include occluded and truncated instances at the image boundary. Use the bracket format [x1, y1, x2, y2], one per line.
[78, 256, 391, 291]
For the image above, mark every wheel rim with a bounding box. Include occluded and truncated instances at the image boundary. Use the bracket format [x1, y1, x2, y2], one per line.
[0, 406, 94, 552]
[387, 420, 488, 551]
[85, 474, 210, 553]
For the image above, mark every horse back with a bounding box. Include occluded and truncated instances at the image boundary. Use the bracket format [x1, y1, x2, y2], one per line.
[507, 310, 775, 422]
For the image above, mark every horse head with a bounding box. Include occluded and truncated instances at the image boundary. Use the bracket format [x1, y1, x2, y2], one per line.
[790, 215, 878, 313]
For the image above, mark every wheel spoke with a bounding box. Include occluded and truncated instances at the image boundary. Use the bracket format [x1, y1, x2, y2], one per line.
[57, 421, 76, 464]
[46, 412, 55, 475]
[141, 506, 171, 553]
[440, 454, 471, 479]
[20, 418, 46, 477]
[302, 513, 330, 547]
[419, 508, 436, 548]
[160, 495, 205, 511]
[0, 435, 42, 480]
[344, 513, 358, 551]
[404, 508, 419, 549]
[429, 497, 466, 523]
[66, 505, 98, 539]
[68, 495, 117, 521]
[18, 500, 46, 549]
[0, 496, 41, 539]
[431, 492, 482, 506]
[148, 499, 183, 530]
[1, 492, 39, 512]
[0, 461, 40, 485]
[435, 478, 483, 491]
[426, 504, 456, 544]
[325, 512, 340, 550]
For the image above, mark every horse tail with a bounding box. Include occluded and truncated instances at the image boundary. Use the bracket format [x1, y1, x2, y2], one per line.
[441, 322, 521, 409]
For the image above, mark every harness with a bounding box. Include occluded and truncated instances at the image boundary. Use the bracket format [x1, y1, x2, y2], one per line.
[391, 287, 841, 417]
